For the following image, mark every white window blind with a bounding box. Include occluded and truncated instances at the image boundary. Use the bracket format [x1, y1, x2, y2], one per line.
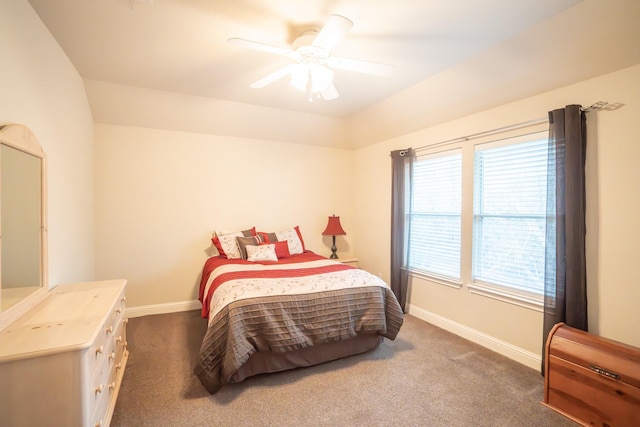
[472, 138, 548, 295]
[409, 150, 461, 280]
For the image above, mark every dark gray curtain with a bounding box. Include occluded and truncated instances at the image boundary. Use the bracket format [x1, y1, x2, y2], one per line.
[542, 105, 588, 373]
[390, 148, 414, 312]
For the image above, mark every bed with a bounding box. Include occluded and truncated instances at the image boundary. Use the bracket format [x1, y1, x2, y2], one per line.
[193, 234, 404, 394]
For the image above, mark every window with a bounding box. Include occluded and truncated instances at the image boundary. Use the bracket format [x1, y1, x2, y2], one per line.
[409, 150, 461, 281]
[472, 138, 548, 297]
[407, 128, 549, 309]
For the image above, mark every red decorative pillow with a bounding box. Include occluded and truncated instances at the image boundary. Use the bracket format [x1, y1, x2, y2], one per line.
[294, 225, 306, 251]
[260, 241, 290, 258]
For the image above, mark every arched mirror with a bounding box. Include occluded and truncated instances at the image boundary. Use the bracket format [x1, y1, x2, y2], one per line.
[0, 124, 47, 330]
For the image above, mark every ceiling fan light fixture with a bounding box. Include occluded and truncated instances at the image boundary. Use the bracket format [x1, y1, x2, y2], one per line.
[230, 14, 388, 102]
[290, 64, 309, 91]
[289, 63, 334, 95]
[310, 64, 334, 93]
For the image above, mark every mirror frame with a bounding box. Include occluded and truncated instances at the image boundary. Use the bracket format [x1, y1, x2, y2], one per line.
[0, 123, 48, 330]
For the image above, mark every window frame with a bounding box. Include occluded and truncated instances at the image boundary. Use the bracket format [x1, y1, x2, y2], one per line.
[407, 148, 463, 286]
[407, 128, 549, 312]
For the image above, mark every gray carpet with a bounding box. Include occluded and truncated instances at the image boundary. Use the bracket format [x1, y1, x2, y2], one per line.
[111, 310, 576, 426]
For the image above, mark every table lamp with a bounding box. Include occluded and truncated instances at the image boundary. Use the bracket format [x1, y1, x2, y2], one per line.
[322, 214, 346, 259]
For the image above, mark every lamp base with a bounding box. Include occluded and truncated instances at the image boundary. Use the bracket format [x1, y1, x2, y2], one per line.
[330, 236, 338, 259]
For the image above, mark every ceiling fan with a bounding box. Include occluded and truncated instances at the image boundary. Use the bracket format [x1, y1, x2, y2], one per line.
[228, 14, 394, 101]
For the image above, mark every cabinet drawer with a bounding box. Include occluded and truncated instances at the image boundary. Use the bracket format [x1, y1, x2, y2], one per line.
[88, 329, 109, 378]
[91, 385, 112, 427]
[88, 308, 120, 376]
[114, 317, 127, 363]
[0, 280, 128, 427]
[92, 355, 121, 427]
[88, 346, 113, 415]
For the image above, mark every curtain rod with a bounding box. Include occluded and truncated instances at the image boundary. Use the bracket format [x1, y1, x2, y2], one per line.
[414, 101, 608, 153]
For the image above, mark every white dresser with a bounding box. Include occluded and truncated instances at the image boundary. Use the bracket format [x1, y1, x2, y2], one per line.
[0, 280, 128, 427]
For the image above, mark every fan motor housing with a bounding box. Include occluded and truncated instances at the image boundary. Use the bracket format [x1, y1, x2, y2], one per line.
[292, 31, 327, 64]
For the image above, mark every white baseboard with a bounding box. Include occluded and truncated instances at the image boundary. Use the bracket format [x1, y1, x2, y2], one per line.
[407, 304, 542, 370]
[126, 300, 201, 318]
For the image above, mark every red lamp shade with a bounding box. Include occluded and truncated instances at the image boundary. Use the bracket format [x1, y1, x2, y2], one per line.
[322, 215, 346, 236]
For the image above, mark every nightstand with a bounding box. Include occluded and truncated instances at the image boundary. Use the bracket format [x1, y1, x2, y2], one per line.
[337, 258, 359, 268]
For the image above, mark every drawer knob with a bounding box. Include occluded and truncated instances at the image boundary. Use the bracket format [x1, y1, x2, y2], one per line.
[105, 325, 113, 335]
[95, 421, 102, 427]
[116, 308, 122, 314]
[121, 296, 126, 303]
[108, 382, 116, 391]
[95, 384, 103, 395]
[115, 363, 122, 371]
[108, 352, 116, 362]
[95, 345, 103, 356]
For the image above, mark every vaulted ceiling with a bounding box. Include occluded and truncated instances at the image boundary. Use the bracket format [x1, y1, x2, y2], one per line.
[27, 0, 640, 148]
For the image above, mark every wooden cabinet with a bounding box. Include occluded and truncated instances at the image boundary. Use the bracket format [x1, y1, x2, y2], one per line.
[543, 322, 640, 427]
[0, 280, 128, 426]
[338, 258, 359, 268]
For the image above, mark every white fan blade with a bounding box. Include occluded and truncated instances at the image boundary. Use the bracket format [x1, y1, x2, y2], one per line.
[250, 64, 293, 88]
[320, 82, 339, 101]
[228, 38, 293, 57]
[312, 14, 353, 52]
[327, 56, 394, 77]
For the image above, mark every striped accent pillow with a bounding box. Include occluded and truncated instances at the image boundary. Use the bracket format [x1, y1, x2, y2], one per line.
[236, 235, 264, 260]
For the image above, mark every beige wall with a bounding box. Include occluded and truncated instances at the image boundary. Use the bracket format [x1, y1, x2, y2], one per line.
[93, 66, 640, 365]
[354, 64, 640, 365]
[0, 0, 95, 286]
[7, 0, 638, 369]
[94, 124, 356, 308]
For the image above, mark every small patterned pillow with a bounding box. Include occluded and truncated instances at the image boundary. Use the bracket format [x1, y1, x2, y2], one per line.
[261, 240, 290, 258]
[236, 235, 264, 260]
[246, 244, 278, 262]
[275, 228, 304, 255]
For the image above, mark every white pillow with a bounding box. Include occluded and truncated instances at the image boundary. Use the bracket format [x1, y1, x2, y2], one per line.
[275, 228, 303, 255]
[216, 231, 243, 259]
[246, 244, 278, 262]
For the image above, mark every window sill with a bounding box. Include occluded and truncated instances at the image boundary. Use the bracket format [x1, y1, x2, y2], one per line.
[467, 282, 543, 312]
[410, 270, 463, 290]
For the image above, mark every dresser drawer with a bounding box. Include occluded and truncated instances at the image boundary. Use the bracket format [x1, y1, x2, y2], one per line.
[114, 316, 128, 363]
[88, 328, 109, 378]
[89, 287, 128, 419]
[92, 350, 126, 427]
[87, 303, 120, 378]
[88, 355, 112, 415]
[0, 280, 128, 427]
[92, 384, 112, 427]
